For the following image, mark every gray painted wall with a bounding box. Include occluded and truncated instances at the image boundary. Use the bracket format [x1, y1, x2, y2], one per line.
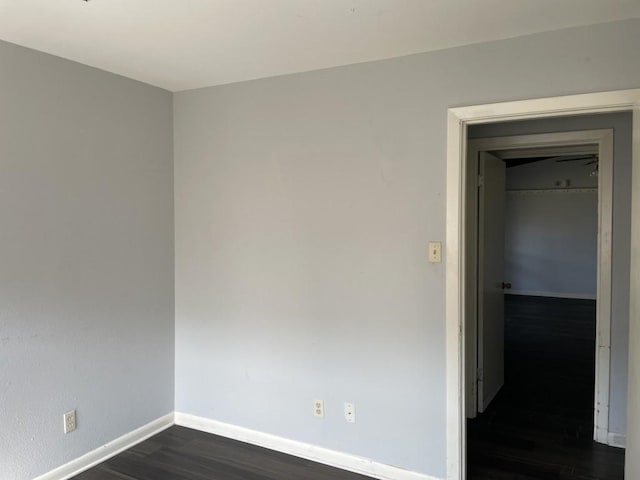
[0, 41, 175, 479]
[470, 112, 632, 437]
[174, 20, 640, 477]
[504, 158, 598, 298]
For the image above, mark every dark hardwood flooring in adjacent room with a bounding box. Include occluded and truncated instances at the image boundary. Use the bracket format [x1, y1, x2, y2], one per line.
[72, 425, 375, 480]
[468, 295, 625, 480]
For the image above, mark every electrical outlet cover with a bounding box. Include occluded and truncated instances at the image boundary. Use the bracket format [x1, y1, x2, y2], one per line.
[64, 410, 76, 434]
[313, 399, 324, 418]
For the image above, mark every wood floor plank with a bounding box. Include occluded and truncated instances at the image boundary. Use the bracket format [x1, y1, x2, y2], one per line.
[72, 426, 375, 480]
[467, 296, 625, 480]
[75, 468, 137, 480]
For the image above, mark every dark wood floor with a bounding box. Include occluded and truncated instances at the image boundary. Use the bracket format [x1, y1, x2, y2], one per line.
[468, 295, 625, 480]
[72, 425, 375, 480]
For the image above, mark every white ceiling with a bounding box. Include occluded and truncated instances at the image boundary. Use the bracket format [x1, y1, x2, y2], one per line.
[1, 0, 639, 92]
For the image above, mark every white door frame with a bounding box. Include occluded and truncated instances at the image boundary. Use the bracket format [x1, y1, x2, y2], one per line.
[465, 130, 614, 446]
[445, 89, 640, 480]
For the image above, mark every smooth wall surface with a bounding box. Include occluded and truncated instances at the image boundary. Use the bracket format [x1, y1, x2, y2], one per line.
[470, 112, 632, 437]
[504, 158, 598, 298]
[175, 20, 640, 477]
[0, 41, 175, 479]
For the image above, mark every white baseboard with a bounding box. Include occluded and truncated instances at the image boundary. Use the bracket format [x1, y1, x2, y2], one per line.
[33, 413, 174, 480]
[174, 412, 440, 480]
[506, 290, 596, 300]
[33, 411, 440, 480]
[607, 432, 626, 449]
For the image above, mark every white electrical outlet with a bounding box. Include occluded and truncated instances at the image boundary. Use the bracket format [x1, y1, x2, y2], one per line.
[344, 402, 356, 423]
[64, 410, 76, 434]
[313, 399, 324, 418]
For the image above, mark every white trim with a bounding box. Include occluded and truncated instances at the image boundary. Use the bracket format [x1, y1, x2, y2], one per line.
[33, 412, 443, 480]
[449, 89, 640, 123]
[627, 103, 640, 479]
[608, 432, 627, 449]
[446, 89, 640, 480]
[593, 127, 615, 445]
[446, 111, 466, 480]
[506, 188, 597, 195]
[505, 290, 596, 300]
[175, 412, 440, 480]
[33, 413, 174, 480]
[496, 144, 598, 159]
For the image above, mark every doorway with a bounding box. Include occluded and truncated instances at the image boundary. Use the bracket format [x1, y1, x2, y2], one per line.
[464, 132, 624, 479]
[444, 89, 640, 480]
[465, 131, 613, 433]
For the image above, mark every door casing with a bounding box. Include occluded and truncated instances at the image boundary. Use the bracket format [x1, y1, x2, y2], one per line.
[445, 89, 640, 480]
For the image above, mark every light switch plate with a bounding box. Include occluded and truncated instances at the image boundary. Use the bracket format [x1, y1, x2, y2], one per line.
[428, 241, 442, 263]
[344, 402, 356, 423]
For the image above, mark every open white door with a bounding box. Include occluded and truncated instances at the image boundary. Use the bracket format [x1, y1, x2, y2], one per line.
[477, 152, 506, 413]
